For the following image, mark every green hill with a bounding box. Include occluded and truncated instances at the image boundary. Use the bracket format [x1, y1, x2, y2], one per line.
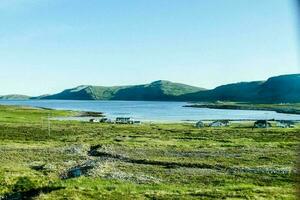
[41, 80, 205, 101]
[4, 74, 299, 103]
[257, 74, 300, 102]
[179, 81, 263, 102]
[112, 80, 204, 101]
[181, 74, 300, 103]
[41, 85, 125, 100]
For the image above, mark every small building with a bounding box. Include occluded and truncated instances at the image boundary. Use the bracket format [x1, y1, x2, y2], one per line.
[254, 120, 271, 128]
[100, 118, 108, 123]
[89, 118, 99, 123]
[116, 117, 132, 124]
[209, 120, 229, 127]
[195, 121, 205, 128]
[277, 120, 295, 128]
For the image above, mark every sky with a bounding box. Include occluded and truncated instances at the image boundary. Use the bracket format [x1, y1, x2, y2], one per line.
[0, 0, 299, 96]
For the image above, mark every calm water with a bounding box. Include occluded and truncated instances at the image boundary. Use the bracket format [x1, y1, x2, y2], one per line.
[1, 100, 300, 122]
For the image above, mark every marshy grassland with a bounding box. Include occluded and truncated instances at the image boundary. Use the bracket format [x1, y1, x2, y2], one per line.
[0, 105, 299, 199]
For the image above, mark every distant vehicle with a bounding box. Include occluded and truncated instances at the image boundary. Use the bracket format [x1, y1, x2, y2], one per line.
[254, 120, 271, 128]
[209, 120, 229, 127]
[276, 120, 295, 128]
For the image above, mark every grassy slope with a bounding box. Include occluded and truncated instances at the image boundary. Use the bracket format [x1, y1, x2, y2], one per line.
[257, 74, 300, 103]
[112, 80, 204, 101]
[41, 80, 204, 101]
[181, 74, 300, 103]
[0, 105, 298, 199]
[180, 81, 263, 102]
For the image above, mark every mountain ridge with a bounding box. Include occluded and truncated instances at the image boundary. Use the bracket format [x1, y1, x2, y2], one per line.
[0, 94, 31, 100]
[180, 74, 300, 103]
[41, 80, 205, 101]
[1, 74, 300, 103]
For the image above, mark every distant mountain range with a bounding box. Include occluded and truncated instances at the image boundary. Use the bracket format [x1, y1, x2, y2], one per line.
[1, 74, 300, 103]
[0, 94, 31, 100]
[39, 80, 205, 101]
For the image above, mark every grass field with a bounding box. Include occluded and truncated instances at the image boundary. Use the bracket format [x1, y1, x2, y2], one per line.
[0, 105, 299, 199]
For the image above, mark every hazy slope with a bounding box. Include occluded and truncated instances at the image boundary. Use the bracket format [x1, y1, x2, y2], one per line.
[0, 94, 31, 100]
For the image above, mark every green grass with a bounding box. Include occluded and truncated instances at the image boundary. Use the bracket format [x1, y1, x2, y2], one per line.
[0, 105, 299, 199]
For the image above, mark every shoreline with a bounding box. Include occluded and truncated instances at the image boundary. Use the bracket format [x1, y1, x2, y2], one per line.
[1, 103, 300, 123]
[54, 116, 300, 123]
[184, 103, 300, 115]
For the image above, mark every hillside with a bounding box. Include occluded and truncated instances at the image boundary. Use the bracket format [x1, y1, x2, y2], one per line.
[179, 81, 264, 102]
[181, 74, 300, 103]
[2, 74, 299, 103]
[0, 94, 31, 100]
[257, 74, 300, 102]
[41, 85, 125, 100]
[41, 80, 205, 101]
[111, 80, 204, 101]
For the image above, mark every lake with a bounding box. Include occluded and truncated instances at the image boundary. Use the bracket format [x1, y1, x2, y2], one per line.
[1, 100, 300, 122]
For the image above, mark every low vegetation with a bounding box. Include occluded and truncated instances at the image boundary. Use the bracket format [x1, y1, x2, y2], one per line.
[0, 105, 299, 199]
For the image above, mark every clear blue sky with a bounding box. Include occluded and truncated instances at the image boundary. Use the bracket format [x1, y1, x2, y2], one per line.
[0, 0, 299, 96]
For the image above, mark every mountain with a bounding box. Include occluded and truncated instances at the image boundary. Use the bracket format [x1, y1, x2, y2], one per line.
[256, 74, 300, 103]
[39, 85, 124, 100]
[41, 80, 205, 101]
[0, 94, 31, 100]
[111, 80, 205, 101]
[181, 74, 300, 103]
[179, 81, 264, 102]
[30, 94, 51, 100]
[4, 74, 299, 103]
